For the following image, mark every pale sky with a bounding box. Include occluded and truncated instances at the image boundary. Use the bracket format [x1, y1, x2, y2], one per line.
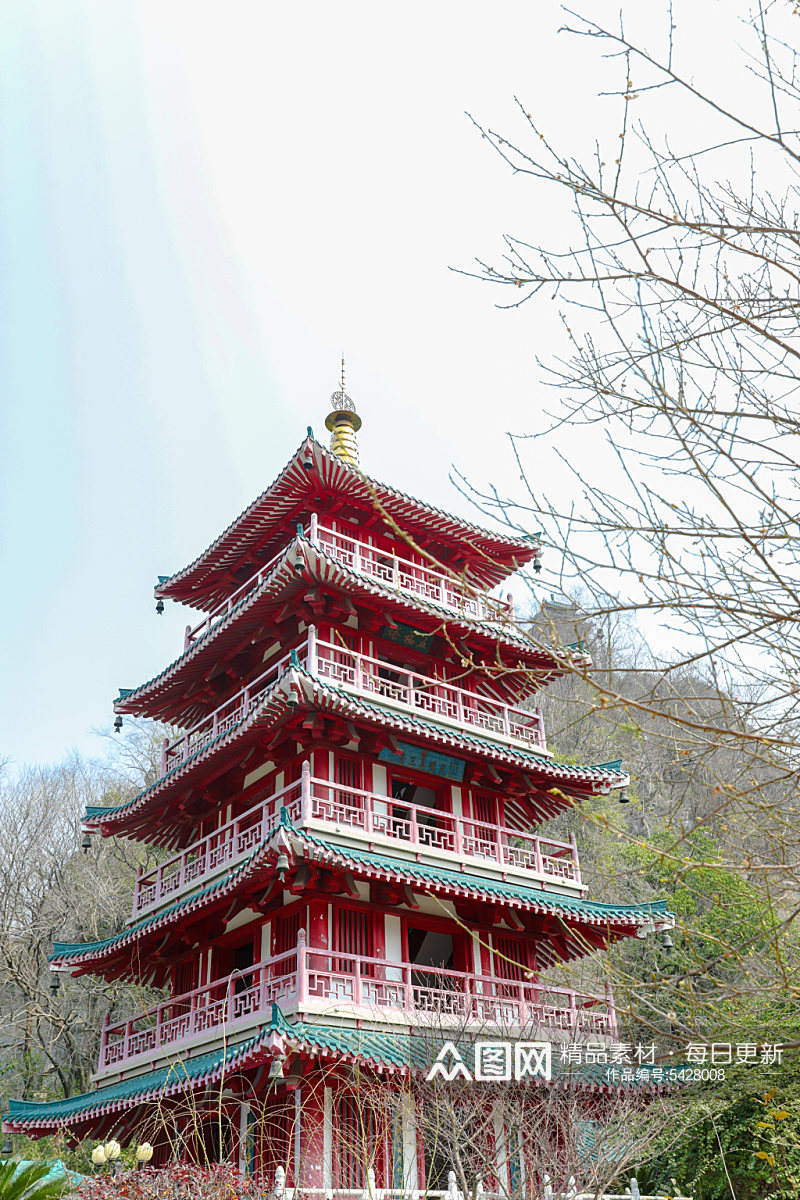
[0, 0, 758, 767]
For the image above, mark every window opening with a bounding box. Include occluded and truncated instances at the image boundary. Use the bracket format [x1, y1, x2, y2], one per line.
[334, 906, 373, 975]
[274, 910, 301, 976]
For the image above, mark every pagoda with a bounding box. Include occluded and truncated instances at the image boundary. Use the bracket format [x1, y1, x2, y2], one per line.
[4, 380, 672, 1186]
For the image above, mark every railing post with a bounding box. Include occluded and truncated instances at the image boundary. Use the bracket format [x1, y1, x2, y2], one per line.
[352, 537, 360, 573]
[122, 1017, 131, 1065]
[354, 956, 363, 1006]
[606, 982, 617, 1036]
[301, 759, 311, 824]
[156, 864, 165, 902]
[569, 990, 578, 1034]
[570, 832, 581, 885]
[133, 865, 142, 913]
[404, 964, 414, 1012]
[182, 733, 190, 763]
[227, 972, 235, 1024]
[309, 512, 319, 546]
[502, 706, 511, 738]
[99, 1011, 110, 1069]
[184, 625, 192, 651]
[212, 711, 219, 740]
[297, 929, 307, 1005]
[307, 624, 318, 675]
[161, 737, 169, 776]
[453, 813, 464, 858]
[537, 708, 546, 750]
[533, 837, 544, 876]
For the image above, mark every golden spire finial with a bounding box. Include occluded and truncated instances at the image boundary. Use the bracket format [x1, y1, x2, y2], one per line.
[325, 354, 362, 468]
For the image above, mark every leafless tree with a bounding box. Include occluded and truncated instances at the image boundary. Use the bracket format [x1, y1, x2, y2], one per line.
[450, 0, 800, 1037]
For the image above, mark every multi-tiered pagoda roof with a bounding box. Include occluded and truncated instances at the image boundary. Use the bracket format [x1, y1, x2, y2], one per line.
[4, 383, 672, 1179]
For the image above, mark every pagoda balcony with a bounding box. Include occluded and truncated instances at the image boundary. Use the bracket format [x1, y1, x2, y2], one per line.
[182, 516, 515, 651]
[130, 766, 583, 920]
[97, 937, 616, 1075]
[158, 628, 545, 781]
[310, 517, 514, 624]
[309, 633, 546, 752]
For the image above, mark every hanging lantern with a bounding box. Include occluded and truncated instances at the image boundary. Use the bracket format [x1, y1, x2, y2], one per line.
[661, 931, 674, 951]
[113, 715, 123, 733]
[50, 974, 61, 995]
[276, 852, 290, 881]
[618, 788, 629, 804]
[155, 599, 165, 615]
[81, 833, 92, 854]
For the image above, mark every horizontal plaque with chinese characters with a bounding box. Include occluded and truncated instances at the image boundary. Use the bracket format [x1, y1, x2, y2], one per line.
[378, 740, 466, 782]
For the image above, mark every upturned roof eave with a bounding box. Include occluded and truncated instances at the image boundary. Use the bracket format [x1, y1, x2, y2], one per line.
[118, 537, 585, 722]
[154, 437, 540, 608]
[50, 820, 670, 971]
[86, 672, 630, 841]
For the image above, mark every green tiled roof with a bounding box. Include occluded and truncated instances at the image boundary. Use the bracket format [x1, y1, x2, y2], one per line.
[296, 829, 670, 926]
[3, 1004, 670, 1131]
[52, 817, 668, 967]
[301, 676, 629, 784]
[85, 672, 628, 828]
[50, 833, 279, 963]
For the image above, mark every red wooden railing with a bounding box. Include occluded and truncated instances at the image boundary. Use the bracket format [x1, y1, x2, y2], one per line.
[131, 766, 581, 919]
[160, 647, 294, 776]
[98, 934, 615, 1072]
[310, 516, 513, 624]
[131, 778, 304, 916]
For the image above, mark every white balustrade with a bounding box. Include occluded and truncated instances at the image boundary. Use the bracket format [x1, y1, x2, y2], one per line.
[99, 941, 615, 1072]
[132, 767, 580, 919]
[131, 778, 305, 917]
[158, 627, 545, 784]
[311, 636, 546, 751]
[180, 518, 516, 655]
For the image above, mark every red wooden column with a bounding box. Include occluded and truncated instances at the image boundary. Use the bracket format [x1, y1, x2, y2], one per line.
[293, 1079, 326, 1190]
[308, 898, 329, 978]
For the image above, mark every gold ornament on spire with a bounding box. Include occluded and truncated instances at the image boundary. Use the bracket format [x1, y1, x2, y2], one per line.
[325, 355, 362, 467]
